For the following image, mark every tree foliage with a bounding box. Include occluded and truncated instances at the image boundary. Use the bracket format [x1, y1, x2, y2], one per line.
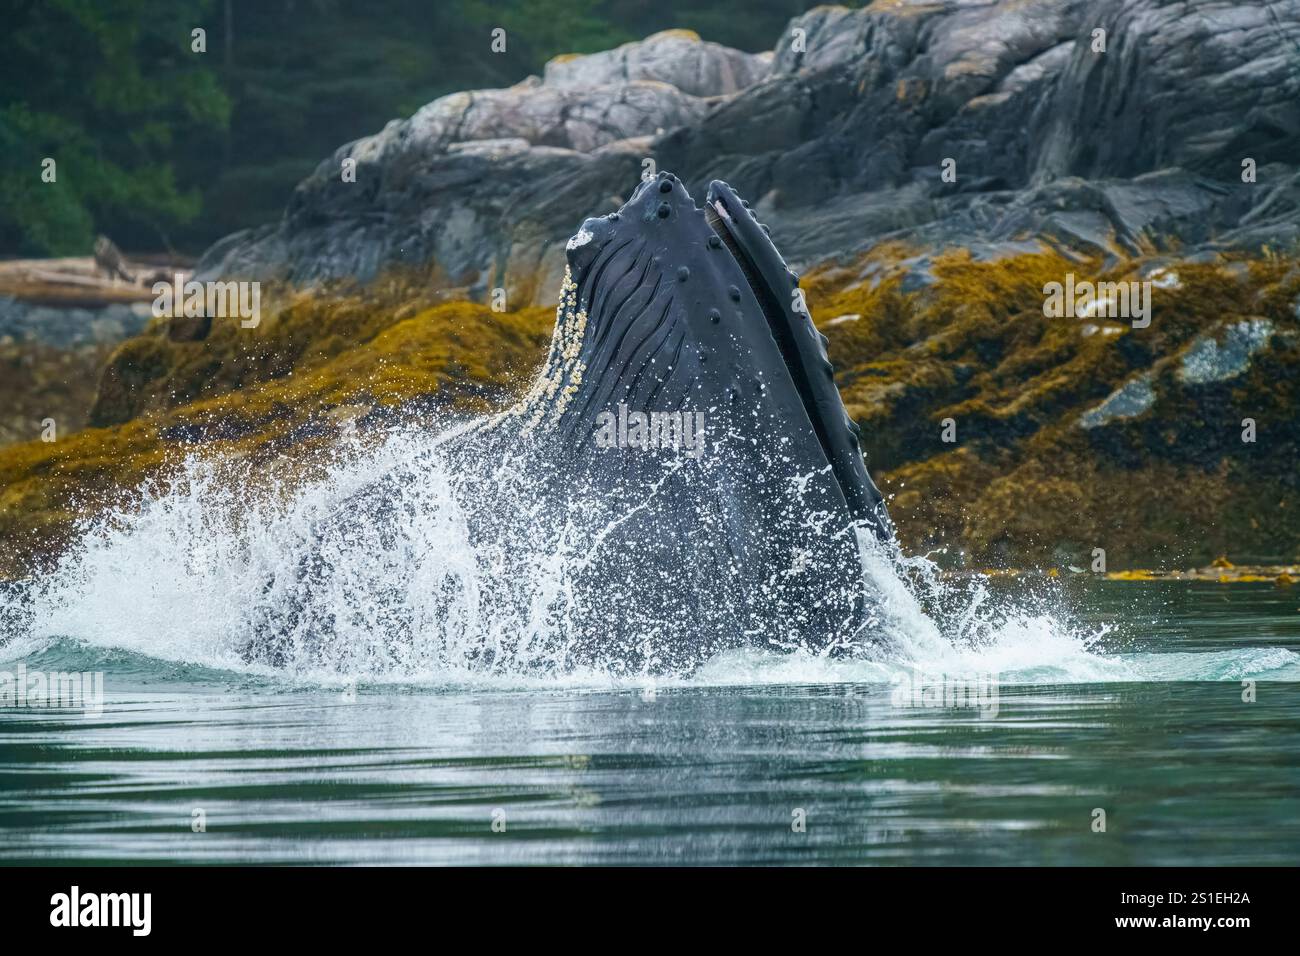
[1, 0, 814, 256]
[0, 0, 230, 255]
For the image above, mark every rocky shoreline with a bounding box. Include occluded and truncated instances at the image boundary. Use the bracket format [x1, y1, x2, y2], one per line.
[1, 243, 1296, 579]
[2, 2, 1298, 578]
[198, 3, 1300, 302]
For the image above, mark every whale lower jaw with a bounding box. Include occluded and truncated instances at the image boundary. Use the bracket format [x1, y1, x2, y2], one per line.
[703, 181, 893, 541]
[470, 171, 898, 660]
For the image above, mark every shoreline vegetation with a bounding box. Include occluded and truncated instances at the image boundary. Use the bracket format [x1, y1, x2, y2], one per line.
[2, 245, 1298, 581]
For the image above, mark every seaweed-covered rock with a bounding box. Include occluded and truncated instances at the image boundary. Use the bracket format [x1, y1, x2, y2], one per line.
[1, 245, 1288, 578]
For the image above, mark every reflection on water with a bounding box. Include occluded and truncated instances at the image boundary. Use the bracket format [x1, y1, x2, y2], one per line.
[1, 581, 1298, 865]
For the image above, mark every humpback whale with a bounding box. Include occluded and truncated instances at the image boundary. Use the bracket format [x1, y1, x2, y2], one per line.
[243, 172, 895, 674]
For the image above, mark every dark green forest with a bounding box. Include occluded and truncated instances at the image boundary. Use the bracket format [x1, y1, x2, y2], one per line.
[0, 0, 815, 258]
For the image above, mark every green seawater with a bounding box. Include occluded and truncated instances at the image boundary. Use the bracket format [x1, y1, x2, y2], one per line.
[1, 581, 1297, 865]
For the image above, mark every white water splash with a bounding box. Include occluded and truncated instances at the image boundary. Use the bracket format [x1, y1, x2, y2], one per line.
[0, 417, 1187, 687]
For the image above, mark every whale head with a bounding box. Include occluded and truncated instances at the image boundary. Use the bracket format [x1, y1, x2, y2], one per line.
[514, 170, 893, 543]
[238, 171, 899, 673]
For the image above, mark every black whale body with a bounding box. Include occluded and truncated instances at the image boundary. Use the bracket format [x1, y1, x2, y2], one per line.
[242, 173, 896, 673]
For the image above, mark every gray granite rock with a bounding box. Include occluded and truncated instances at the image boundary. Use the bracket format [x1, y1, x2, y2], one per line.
[197, 1, 1300, 302]
[1080, 373, 1156, 428]
[543, 29, 770, 97]
[1178, 318, 1275, 384]
[0, 296, 152, 348]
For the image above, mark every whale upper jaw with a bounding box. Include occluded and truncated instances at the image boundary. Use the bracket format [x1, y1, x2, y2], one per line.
[523, 170, 892, 543]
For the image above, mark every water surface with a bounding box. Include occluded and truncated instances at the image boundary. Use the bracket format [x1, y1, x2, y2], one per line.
[3, 581, 1297, 865]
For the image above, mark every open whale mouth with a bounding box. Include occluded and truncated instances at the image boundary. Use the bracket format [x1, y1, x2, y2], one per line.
[701, 181, 892, 541]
